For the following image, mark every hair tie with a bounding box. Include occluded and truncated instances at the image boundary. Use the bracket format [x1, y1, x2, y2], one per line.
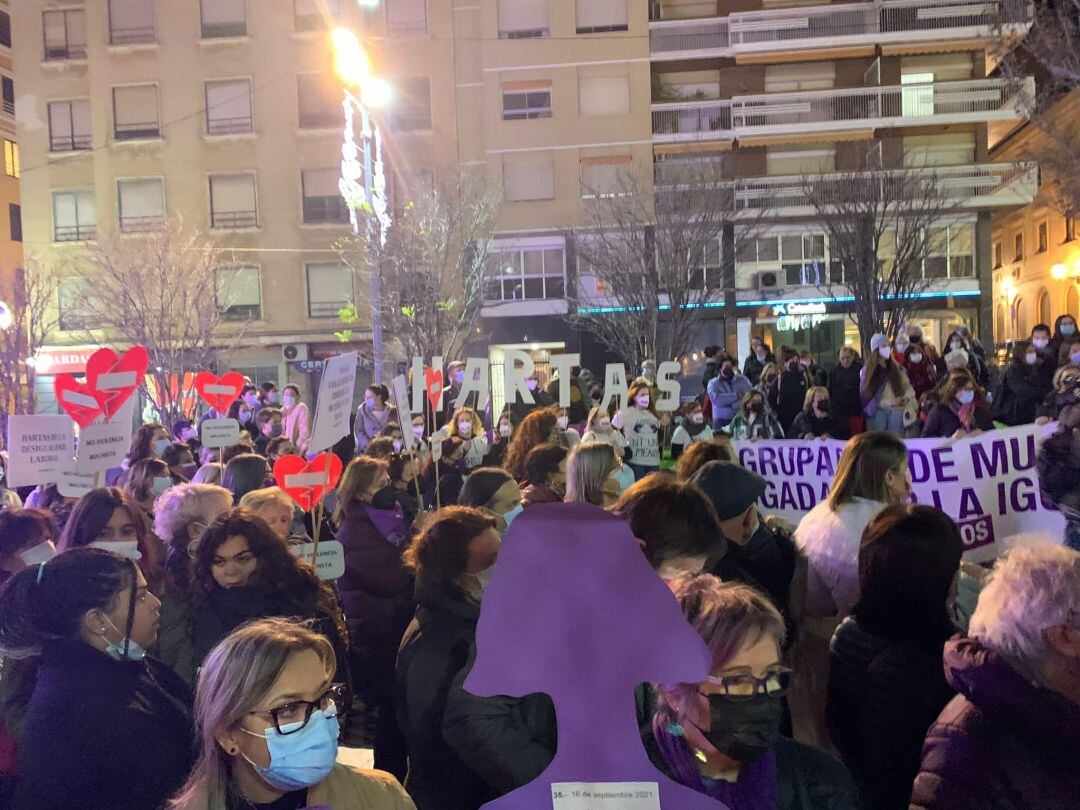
[37, 563, 46, 585]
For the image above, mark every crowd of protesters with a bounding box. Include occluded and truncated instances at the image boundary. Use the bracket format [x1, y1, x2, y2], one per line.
[0, 339, 1075, 810]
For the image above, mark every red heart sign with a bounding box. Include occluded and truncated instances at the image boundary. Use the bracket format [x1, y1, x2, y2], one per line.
[425, 367, 444, 413]
[54, 375, 105, 428]
[83, 346, 149, 421]
[273, 453, 343, 512]
[193, 371, 246, 412]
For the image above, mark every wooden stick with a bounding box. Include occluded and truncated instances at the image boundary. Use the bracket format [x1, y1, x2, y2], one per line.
[310, 449, 333, 568]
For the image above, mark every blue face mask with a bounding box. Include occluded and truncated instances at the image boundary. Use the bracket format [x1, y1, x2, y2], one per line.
[153, 438, 170, 456]
[502, 503, 524, 529]
[102, 615, 146, 662]
[151, 476, 172, 496]
[240, 707, 340, 792]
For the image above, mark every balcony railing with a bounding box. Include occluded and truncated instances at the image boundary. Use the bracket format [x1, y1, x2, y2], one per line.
[206, 115, 253, 135]
[109, 26, 155, 46]
[44, 42, 87, 60]
[54, 224, 97, 243]
[201, 21, 247, 38]
[303, 196, 350, 225]
[50, 133, 92, 151]
[653, 162, 1037, 216]
[650, 0, 1031, 59]
[120, 214, 165, 232]
[2, 99, 14, 116]
[652, 77, 1033, 142]
[211, 210, 258, 229]
[115, 121, 161, 140]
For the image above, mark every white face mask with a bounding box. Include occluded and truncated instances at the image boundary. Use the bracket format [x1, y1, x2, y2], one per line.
[90, 540, 142, 561]
[392, 439, 403, 453]
[910, 352, 923, 364]
[1025, 353, 1038, 365]
[151, 476, 172, 496]
[1033, 338, 1049, 349]
[498, 423, 512, 438]
[18, 540, 56, 566]
[957, 390, 975, 405]
[878, 346, 892, 359]
[1071, 353, 1080, 364]
[412, 424, 425, 438]
[457, 421, 473, 436]
[282, 394, 296, 408]
[556, 415, 568, 429]
[690, 413, 704, 424]
[635, 396, 650, 408]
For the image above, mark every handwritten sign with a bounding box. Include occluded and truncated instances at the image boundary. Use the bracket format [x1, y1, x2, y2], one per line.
[308, 351, 358, 454]
[200, 418, 241, 449]
[291, 540, 346, 580]
[58, 471, 96, 498]
[5, 415, 75, 486]
[76, 419, 132, 474]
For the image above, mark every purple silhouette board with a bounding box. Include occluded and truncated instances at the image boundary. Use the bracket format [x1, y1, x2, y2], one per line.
[465, 502, 729, 810]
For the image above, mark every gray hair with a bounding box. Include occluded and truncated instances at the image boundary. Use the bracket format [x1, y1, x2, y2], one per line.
[969, 545, 1080, 675]
[565, 442, 618, 506]
[153, 483, 232, 544]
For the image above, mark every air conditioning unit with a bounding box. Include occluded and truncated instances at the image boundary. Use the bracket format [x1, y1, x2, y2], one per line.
[282, 344, 309, 362]
[756, 271, 780, 290]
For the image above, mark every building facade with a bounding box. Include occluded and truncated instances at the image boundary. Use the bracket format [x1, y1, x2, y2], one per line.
[0, 0, 22, 320]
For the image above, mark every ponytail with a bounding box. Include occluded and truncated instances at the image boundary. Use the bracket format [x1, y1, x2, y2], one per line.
[0, 548, 135, 660]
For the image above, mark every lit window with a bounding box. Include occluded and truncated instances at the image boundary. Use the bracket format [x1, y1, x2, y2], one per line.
[3, 140, 18, 178]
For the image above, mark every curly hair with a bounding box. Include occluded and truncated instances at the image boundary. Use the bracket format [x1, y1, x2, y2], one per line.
[504, 407, 558, 480]
[402, 506, 496, 591]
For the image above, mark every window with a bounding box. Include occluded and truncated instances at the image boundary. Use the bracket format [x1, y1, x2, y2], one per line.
[295, 0, 339, 31]
[580, 156, 630, 198]
[0, 11, 9, 48]
[389, 77, 431, 132]
[780, 233, 826, 286]
[993, 241, 1002, 269]
[53, 190, 97, 242]
[579, 75, 630, 116]
[117, 177, 165, 232]
[113, 85, 160, 140]
[4, 140, 17, 178]
[58, 278, 92, 331]
[1038, 288, 1051, 326]
[216, 266, 261, 320]
[48, 100, 91, 152]
[1, 77, 13, 116]
[736, 236, 781, 265]
[577, 0, 627, 33]
[901, 73, 935, 118]
[202, 0, 246, 38]
[1014, 231, 1023, 262]
[995, 304, 1005, 343]
[302, 168, 349, 224]
[1068, 285, 1079, 320]
[484, 246, 565, 301]
[209, 173, 258, 229]
[502, 81, 551, 120]
[767, 147, 835, 176]
[8, 204, 20, 243]
[1038, 220, 1048, 253]
[205, 79, 253, 134]
[43, 9, 87, 59]
[946, 223, 975, 278]
[306, 263, 352, 318]
[1067, 215, 1077, 243]
[903, 133, 975, 167]
[386, 0, 427, 38]
[503, 156, 555, 201]
[764, 62, 834, 93]
[297, 74, 342, 129]
[498, 0, 549, 38]
[689, 237, 723, 291]
[108, 0, 156, 45]
[1014, 297, 1027, 339]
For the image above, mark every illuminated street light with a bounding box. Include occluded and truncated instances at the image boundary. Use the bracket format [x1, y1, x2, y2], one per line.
[332, 28, 370, 87]
[362, 77, 393, 108]
[1052, 263, 1068, 280]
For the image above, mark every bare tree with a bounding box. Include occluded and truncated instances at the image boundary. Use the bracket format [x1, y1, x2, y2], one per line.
[337, 170, 500, 364]
[568, 160, 746, 369]
[802, 166, 965, 356]
[62, 219, 251, 428]
[0, 258, 60, 435]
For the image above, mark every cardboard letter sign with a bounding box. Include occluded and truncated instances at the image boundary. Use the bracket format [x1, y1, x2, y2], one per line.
[308, 352, 358, 454]
[201, 418, 241, 449]
[5, 415, 75, 487]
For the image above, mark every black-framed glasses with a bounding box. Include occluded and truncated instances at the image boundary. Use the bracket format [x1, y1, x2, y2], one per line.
[249, 683, 346, 735]
[703, 666, 793, 701]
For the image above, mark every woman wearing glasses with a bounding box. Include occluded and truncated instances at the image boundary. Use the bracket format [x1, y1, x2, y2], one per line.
[646, 576, 857, 810]
[169, 617, 414, 809]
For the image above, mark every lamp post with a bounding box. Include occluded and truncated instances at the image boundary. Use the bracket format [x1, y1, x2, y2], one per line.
[332, 27, 392, 382]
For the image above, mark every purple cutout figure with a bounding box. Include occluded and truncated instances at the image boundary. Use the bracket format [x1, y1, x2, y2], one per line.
[464, 502, 730, 810]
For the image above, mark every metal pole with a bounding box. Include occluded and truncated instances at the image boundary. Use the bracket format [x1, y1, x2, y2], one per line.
[361, 122, 383, 384]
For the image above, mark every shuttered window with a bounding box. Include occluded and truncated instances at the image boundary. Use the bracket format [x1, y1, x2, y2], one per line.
[503, 156, 555, 201]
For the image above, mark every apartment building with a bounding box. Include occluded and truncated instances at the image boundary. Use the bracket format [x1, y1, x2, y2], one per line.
[991, 90, 1080, 349]
[0, 0, 21, 316]
[11, 0, 438, 408]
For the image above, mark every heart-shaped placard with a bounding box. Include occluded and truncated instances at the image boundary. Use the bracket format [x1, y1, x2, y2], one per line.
[84, 346, 150, 421]
[273, 453, 343, 512]
[54, 375, 105, 428]
[193, 371, 246, 413]
[425, 367, 444, 413]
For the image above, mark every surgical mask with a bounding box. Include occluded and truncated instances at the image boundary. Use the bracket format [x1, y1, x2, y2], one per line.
[240, 707, 340, 792]
[502, 503, 523, 529]
[700, 692, 783, 765]
[1071, 353, 1080, 364]
[498, 423, 512, 438]
[950, 342, 962, 352]
[457, 421, 473, 436]
[266, 392, 279, 404]
[1063, 324, 1077, 336]
[18, 540, 56, 566]
[239, 410, 253, 422]
[91, 540, 142, 561]
[878, 346, 892, 359]
[957, 390, 975, 405]
[453, 370, 465, 385]
[270, 423, 283, 437]
[755, 351, 766, 361]
[635, 396, 650, 408]
[895, 341, 909, 352]
[1033, 338, 1049, 349]
[282, 394, 296, 408]
[153, 438, 170, 455]
[597, 420, 611, 432]
[151, 476, 172, 496]
[470, 562, 497, 600]
[910, 352, 923, 364]
[799, 358, 810, 367]
[181, 428, 198, 441]
[392, 439, 403, 453]
[412, 425, 425, 438]
[690, 413, 704, 424]
[556, 415, 569, 429]
[244, 394, 259, 407]
[1026, 353, 1038, 365]
[364, 396, 375, 408]
[102, 614, 147, 662]
[526, 379, 538, 392]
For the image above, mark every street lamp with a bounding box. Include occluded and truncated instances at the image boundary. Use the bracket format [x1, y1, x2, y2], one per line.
[332, 27, 392, 382]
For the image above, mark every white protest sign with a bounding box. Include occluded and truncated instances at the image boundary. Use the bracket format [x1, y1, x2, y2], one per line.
[390, 374, 412, 417]
[292, 540, 346, 580]
[76, 419, 133, 474]
[430, 428, 446, 462]
[600, 363, 629, 413]
[454, 356, 490, 409]
[201, 418, 241, 449]
[548, 353, 581, 407]
[655, 361, 681, 412]
[733, 423, 1066, 563]
[551, 782, 660, 810]
[308, 352, 358, 453]
[502, 349, 535, 407]
[58, 471, 96, 498]
[5, 415, 75, 486]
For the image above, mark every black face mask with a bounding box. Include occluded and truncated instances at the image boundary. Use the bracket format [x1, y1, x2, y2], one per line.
[816, 400, 830, 414]
[701, 693, 783, 765]
[370, 486, 398, 510]
[749, 402, 764, 415]
[910, 334, 922, 344]
[721, 367, 734, 379]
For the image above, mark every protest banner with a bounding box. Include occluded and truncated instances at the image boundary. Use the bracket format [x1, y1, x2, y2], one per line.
[5, 415, 75, 486]
[732, 423, 1065, 562]
[76, 419, 133, 474]
[200, 418, 241, 449]
[308, 351, 358, 454]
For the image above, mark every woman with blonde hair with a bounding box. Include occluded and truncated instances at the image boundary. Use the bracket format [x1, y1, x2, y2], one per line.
[580, 405, 628, 459]
[726, 390, 784, 441]
[168, 617, 413, 810]
[565, 442, 622, 507]
[239, 487, 305, 547]
[448, 407, 489, 470]
[789, 386, 844, 440]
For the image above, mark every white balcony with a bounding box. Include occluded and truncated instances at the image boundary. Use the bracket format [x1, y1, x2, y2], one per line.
[649, 0, 1031, 62]
[651, 77, 1033, 143]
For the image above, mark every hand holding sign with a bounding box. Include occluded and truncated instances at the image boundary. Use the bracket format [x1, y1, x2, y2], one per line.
[193, 371, 246, 412]
[273, 453, 343, 512]
[84, 346, 149, 421]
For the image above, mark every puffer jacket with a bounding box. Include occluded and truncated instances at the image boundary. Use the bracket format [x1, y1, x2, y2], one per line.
[910, 636, 1080, 809]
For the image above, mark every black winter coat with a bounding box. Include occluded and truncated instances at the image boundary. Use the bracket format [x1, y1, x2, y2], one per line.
[770, 369, 810, 433]
[790, 409, 845, 439]
[826, 617, 954, 810]
[994, 363, 1051, 425]
[920, 403, 994, 438]
[910, 636, 1080, 809]
[12, 639, 194, 810]
[395, 581, 557, 810]
[828, 363, 863, 418]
